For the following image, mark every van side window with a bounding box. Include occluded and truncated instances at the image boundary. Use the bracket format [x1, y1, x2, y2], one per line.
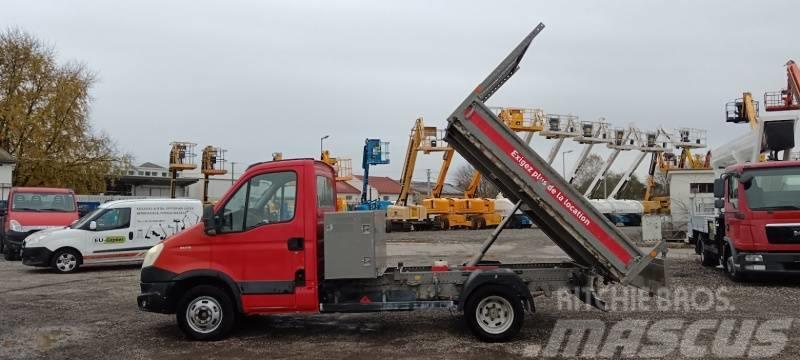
[727, 177, 738, 208]
[316, 175, 335, 208]
[245, 172, 297, 229]
[219, 183, 248, 233]
[94, 208, 131, 231]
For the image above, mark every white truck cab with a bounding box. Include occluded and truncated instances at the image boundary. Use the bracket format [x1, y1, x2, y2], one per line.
[21, 198, 202, 273]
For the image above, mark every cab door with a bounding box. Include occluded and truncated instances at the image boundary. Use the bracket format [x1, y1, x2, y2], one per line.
[724, 177, 743, 248]
[84, 207, 134, 263]
[212, 168, 305, 312]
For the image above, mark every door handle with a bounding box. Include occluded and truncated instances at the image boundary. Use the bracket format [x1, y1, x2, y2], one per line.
[733, 212, 744, 220]
[287, 237, 304, 251]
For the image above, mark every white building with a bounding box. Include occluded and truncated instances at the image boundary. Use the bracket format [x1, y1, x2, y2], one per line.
[667, 168, 715, 231]
[0, 149, 15, 199]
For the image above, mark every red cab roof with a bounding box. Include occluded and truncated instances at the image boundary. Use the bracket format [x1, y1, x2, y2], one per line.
[12, 187, 74, 194]
[727, 160, 800, 173]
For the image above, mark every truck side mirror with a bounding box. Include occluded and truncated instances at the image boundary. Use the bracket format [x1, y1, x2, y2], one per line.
[89, 221, 97, 230]
[714, 198, 724, 209]
[202, 204, 217, 235]
[713, 178, 724, 198]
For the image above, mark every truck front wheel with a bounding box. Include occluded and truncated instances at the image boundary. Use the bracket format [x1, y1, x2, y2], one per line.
[464, 285, 524, 342]
[177, 285, 236, 341]
[723, 245, 746, 282]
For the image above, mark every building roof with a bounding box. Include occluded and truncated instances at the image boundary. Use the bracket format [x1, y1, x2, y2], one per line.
[410, 181, 462, 196]
[353, 175, 402, 194]
[336, 181, 361, 194]
[0, 148, 15, 164]
[139, 162, 166, 169]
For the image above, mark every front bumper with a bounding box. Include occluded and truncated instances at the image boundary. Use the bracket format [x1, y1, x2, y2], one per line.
[138, 281, 175, 314]
[4, 230, 35, 248]
[734, 252, 800, 274]
[21, 247, 53, 267]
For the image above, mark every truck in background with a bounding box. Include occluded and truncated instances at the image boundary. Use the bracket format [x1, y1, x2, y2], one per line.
[692, 114, 800, 280]
[1, 187, 79, 260]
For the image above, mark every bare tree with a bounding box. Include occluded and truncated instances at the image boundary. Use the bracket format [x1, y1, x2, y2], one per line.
[452, 164, 499, 198]
[572, 153, 604, 194]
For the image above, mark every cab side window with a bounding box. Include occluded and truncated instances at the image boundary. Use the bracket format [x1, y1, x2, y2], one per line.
[245, 172, 297, 229]
[316, 175, 335, 208]
[94, 208, 131, 231]
[219, 183, 248, 233]
[218, 171, 297, 233]
[727, 177, 738, 208]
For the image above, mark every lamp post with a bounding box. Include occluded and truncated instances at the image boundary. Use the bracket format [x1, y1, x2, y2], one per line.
[320, 135, 330, 158]
[561, 150, 573, 178]
[230, 162, 237, 184]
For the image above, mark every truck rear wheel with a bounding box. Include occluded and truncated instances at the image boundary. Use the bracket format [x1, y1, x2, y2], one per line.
[177, 285, 236, 341]
[699, 237, 718, 267]
[464, 285, 524, 342]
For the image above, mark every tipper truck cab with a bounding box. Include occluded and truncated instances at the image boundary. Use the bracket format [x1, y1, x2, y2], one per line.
[1, 187, 79, 260]
[694, 115, 800, 280]
[137, 24, 666, 342]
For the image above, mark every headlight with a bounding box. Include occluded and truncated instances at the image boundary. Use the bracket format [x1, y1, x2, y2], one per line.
[744, 254, 763, 262]
[9, 220, 22, 232]
[142, 243, 164, 268]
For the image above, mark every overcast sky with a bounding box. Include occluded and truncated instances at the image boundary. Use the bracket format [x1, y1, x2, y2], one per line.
[3, 0, 798, 182]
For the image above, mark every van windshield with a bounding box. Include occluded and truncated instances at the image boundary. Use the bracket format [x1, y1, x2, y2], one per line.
[743, 167, 800, 211]
[11, 192, 76, 212]
[71, 208, 102, 229]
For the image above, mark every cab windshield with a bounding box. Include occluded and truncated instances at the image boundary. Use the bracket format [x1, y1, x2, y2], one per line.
[11, 192, 76, 212]
[743, 167, 800, 211]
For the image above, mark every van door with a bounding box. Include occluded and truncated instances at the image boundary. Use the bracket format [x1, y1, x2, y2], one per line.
[84, 207, 136, 263]
[212, 169, 304, 311]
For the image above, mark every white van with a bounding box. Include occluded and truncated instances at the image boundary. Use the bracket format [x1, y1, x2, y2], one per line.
[21, 198, 202, 273]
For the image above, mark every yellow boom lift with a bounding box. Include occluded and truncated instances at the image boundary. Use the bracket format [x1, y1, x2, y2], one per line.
[387, 117, 449, 231]
[320, 148, 353, 211]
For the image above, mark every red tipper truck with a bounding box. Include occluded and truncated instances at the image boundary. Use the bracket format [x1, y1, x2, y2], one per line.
[137, 23, 667, 342]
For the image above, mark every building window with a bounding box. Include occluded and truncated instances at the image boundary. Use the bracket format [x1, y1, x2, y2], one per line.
[137, 171, 144, 176]
[383, 196, 390, 201]
[128, 171, 134, 175]
[346, 195, 353, 200]
[145, 171, 151, 176]
[162, 172, 167, 177]
[690, 183, 714, 194]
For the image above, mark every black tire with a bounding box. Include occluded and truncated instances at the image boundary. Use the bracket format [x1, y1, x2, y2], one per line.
[50, 248, 81, 273]
[0, 236, 4, 255]
[4, 245, 19, 261]
[385, 220, 392, 233]
[176, 285, 236, 341]
[470, 218, 479, 230]
[464, 285, 524, 342]
[479, 218, 487, 229]
[699, 239, 717, 267]
[692, 232, 701, 254]
[723, 245, 746, 282]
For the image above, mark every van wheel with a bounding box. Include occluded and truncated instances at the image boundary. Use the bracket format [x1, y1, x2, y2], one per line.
[177, 285, 236, 341]
[464, 285, 524, 342]
[51, 249, 81, 273]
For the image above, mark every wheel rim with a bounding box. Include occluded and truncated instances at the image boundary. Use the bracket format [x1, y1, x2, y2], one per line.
[56, 253, 77, 272]
[186, 296, 223, 334]
[475, 295, 514, 335]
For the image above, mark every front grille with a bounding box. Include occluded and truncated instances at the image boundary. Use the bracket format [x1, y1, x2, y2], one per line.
[766, 225, 800, 244]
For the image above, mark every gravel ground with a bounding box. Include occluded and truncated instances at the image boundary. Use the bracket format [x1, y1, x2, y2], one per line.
[1, 227, 799, 359]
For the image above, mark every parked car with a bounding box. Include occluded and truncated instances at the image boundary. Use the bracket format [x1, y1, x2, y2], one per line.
[21, 198, 202, 273]
[1, 188, 79, 260]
